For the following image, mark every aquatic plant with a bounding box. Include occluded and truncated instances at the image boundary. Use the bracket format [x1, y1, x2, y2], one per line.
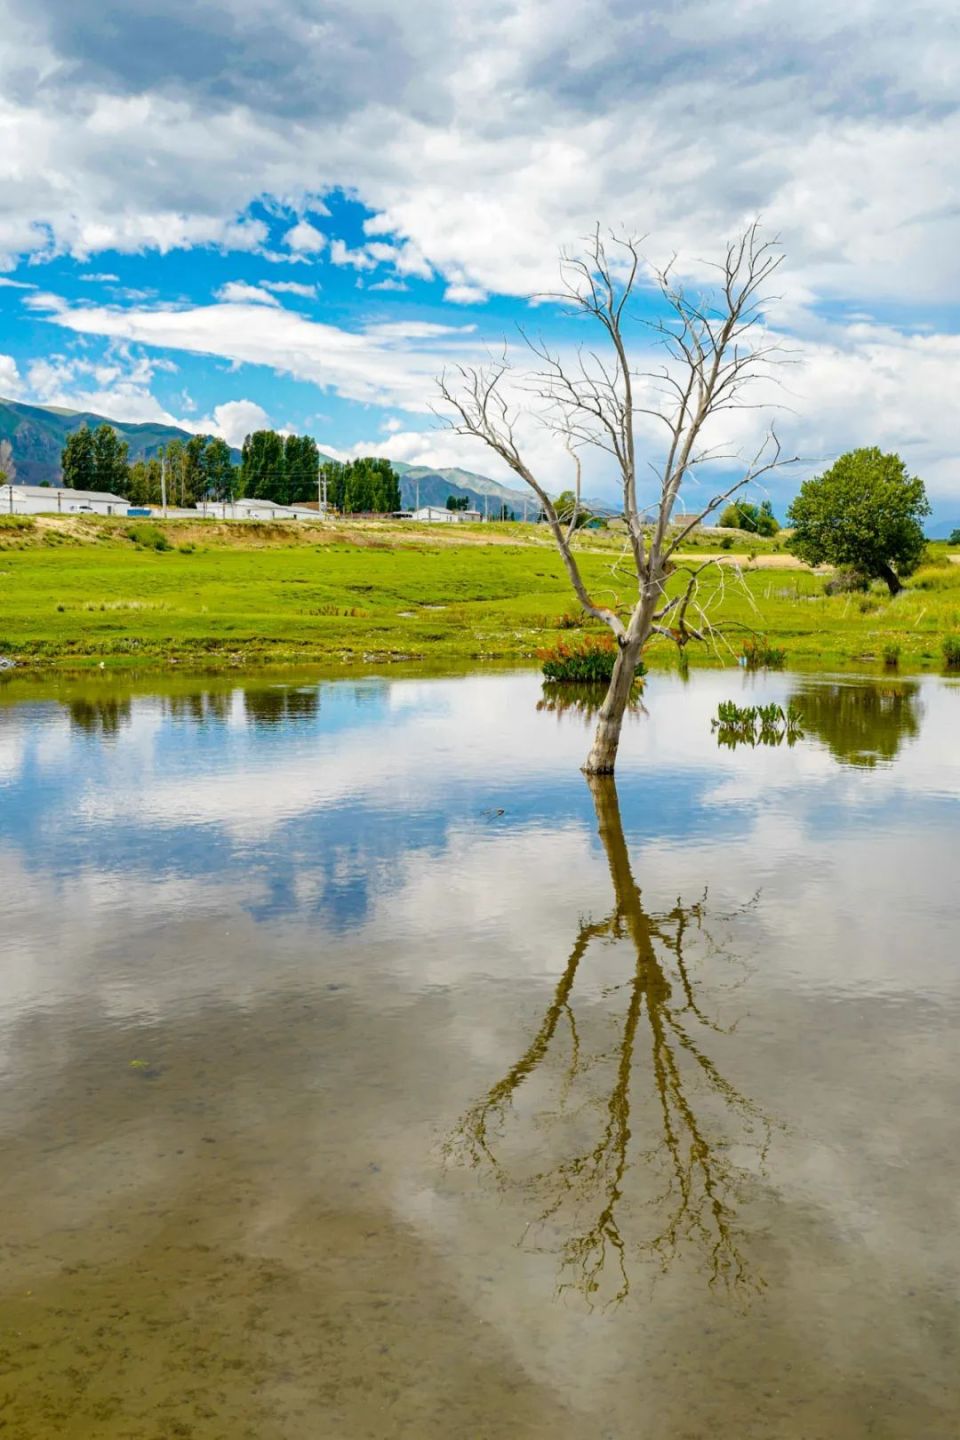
[540, 636, 646, 685]
[740, 638, 787, 670]
[942, 634, 960, 669]
[712, 700, 803, 748]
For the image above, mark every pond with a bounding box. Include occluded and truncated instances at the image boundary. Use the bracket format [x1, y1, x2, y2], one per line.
[0, 668, 957, 1438]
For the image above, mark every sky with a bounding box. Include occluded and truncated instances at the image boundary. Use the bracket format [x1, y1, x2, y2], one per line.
[1, 0, 959, 518]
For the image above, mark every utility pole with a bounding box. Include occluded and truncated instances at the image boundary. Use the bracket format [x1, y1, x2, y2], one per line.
[415, 477, 420, 515]
[160, 446, 168, 518]
[484, 492, 489, 522]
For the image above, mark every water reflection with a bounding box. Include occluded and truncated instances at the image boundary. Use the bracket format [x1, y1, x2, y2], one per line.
[789, 678, 922, 768]
[67, 694, 132, 736]
[536, 681, 646, 723]
[448, 774, 772, 1307]
[243, 685, 320, 726]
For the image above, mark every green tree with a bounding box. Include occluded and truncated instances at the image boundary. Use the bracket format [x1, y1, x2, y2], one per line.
[319, 459, 346, 510]
[719, 498, 779, 535]
[284, 435, 321, 504]
[91, 424, 130, 497]
[204, 438, 237, 504]
[787, 449, 929, 596]
[61, 425, 97, 490]
[240, 430, 286, 502]
[127, 457, 163, 506]
[446, 494, 470, 511]
[554, 490, 592, 528]
[339, 457, 401, 514]
[948, 528, 960, 546]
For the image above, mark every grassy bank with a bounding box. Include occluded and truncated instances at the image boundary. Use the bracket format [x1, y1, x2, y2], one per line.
[1, 513, 958, 674]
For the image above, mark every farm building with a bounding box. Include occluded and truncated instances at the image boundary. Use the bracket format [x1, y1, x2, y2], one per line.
[0, 484, 129, 517]
[409, 505, 483, 523]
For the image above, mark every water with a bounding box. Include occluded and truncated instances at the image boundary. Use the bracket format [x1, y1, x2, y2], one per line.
[0, 668, 957, 1438]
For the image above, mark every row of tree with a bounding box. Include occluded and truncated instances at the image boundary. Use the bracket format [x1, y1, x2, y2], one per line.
[318, 457, 402, 514]
[59, 424, 405, 515]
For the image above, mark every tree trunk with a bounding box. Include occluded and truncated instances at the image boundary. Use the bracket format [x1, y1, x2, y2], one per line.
[582, 639, 643, 774]
[876, 561, 902, 596]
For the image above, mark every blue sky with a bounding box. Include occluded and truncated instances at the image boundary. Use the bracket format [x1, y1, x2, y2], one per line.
[1, 0, 959, 517]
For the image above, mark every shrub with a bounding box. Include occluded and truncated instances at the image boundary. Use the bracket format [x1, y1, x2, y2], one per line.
[740, 638, 787, 670]
[719, 534, 734, 550]
[126, 523, 172, 552]
[555, 609, 583, 630]
[823, 568, 870, 595]
[942, 635, 960, 669]
[712, 700, 803, 748]
[540, 636, 646, 684]
[882, 642, 901, 668]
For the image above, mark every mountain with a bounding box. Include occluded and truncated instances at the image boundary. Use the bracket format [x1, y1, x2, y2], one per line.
[0, 396, 241, 485]
[0, 394, 624, 517]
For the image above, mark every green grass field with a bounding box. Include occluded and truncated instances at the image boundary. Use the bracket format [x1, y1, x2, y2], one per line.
[1, 513, 959, 674]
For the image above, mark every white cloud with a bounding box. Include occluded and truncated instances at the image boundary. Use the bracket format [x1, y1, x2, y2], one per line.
[444, 283, 488, 305]
[283, 220, 327, 254]
[0, 277, 36, 290]
[258, 279, 318, 298]
[78, 272, 120, 282]
[203, 398, 269, 447]
[329, 238, 378, 271]
[0, 352, 23, 396]
[215, 280, 280, 306]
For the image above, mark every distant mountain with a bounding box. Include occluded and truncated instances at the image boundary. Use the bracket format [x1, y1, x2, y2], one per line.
[0, 396, 242, 485]
[0, 395, 626, 517]
[927, 517, 960, 540]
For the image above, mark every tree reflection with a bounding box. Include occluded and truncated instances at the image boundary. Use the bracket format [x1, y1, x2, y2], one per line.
[67, 695, 133, 736]
[243, 686, 320, 726]
[790, 678, 922, 768]
[536, 682, 646, 723]
[447, 777, 772, 1306]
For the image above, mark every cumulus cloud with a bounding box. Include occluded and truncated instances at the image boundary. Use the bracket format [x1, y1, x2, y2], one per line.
[259, 280, 318, 298]
[283, 220, 327, 254]
[202, 398, 270, 447]
[0, 353, 23, 396]
[215, 280, 281, 306]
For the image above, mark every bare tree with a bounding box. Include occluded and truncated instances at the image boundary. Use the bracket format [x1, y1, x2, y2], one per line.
[439, 222, 792, 773]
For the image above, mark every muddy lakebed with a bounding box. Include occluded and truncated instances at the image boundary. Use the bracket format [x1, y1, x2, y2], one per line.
[0, 667, 957, 1438]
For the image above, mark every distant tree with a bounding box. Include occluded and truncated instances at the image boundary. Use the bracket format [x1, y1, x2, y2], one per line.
[127, 457, 163, 506]
[61, 425, 97, 490]
[90, 424, 131, 496]
[498, 504, 516, 521]
[719, 498, 779, 535]
[788, 449, 929, 596]
[240, 430, 286, 502]
[949, 528, 960, 546]
[204, 438, 237, 505]
[284, 434, 321, 504]
[446, 494, 471, 512]
[340, 457, 401, 514]
[554, 490, 592, 528]
[319, 459, 346, 510]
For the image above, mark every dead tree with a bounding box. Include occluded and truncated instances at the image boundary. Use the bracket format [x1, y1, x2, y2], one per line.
[439, 223, 791, 773]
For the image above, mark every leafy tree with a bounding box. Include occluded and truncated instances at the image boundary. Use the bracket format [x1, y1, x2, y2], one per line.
[340, 457, 401, 513]
[284, 434, 321, 504]
[240, 430, 286, 502]
[554, 490, 592, 528]
[127, 457, 163, 506]
[446, 494, 471, 511]
[204, 438, 237, 504]
[319, 459, 346, 510]
[948, 528, 960, 546]
[719, 498, 779, 535]
[90, 424, 130, 496]
[61, 425, 97, 490]
[787, 448, 930, 595]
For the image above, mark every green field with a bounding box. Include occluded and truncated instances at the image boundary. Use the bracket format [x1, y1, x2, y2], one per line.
[1, 513, 959, 674]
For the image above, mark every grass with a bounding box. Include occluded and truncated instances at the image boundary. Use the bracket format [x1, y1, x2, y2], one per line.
[1, 512, 959, 674]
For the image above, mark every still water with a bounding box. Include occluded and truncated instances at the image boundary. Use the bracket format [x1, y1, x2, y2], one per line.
[0, 668, 957, 1438]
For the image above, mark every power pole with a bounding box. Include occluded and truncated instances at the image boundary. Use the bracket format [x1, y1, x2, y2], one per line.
[160, 447, 167, 517]
[484, 492, 489, 522]
[415, 477, 420, 515]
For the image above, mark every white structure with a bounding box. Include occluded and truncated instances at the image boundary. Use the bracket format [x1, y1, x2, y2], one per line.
[195, 498, 326, 521]
[410, 505, 483, 524]
[0, 484, 129, 517]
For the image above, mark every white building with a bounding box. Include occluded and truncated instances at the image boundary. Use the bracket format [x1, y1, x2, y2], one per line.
[409, 505, 483, 524]
[195, 498, 327, 521]
[0, 484, 130, 517]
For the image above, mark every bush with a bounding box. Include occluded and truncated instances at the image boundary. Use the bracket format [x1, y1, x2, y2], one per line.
[942, 635, 960, 669]
[540, 636, 646, 684]
[882, 642, 901, 668]
[126, 523, 172, 552]
[823, 568, 870, 595]
[740, 638, 787, 670]
[719, 534, 734, 550]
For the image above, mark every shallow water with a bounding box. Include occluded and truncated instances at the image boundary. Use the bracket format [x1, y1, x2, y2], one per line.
[0, 668, 957, 1439]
